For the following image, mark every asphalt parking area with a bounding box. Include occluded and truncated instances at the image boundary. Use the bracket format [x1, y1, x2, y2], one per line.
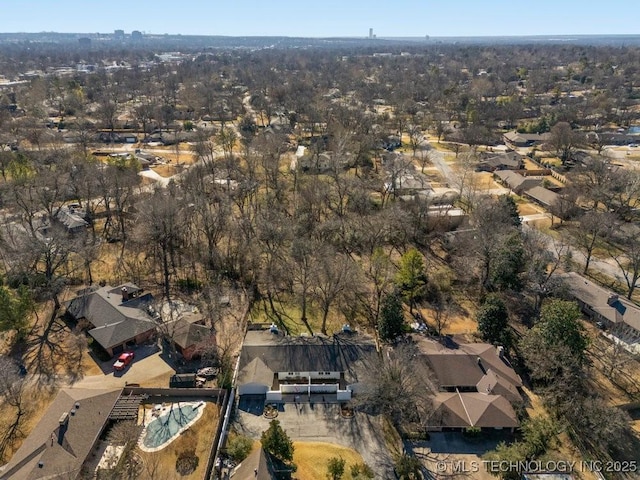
[235, 402, 394, 477]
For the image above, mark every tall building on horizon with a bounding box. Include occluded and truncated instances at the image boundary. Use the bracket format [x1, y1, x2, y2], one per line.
[369, 28, 373, 39]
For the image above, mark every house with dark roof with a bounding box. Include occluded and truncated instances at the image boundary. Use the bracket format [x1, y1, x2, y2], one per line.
[55, 205, 89, 233]
[493, 170, 542, 195]
[236, 329, 377, 402]
[503, 131, 550, 148]
[166, 312, 213, 361]
[231, 448, 276, 480]
[477, 152, 524, 172]
[562, 272, 640, 348]
[0, 388, 121, 480]
[524, 185, 560, 209]
[65, 284, 158, 356]
[414, 337, 522, 431]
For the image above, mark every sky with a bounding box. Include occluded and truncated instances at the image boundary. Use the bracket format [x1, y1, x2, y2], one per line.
[1, 0, 639, 38]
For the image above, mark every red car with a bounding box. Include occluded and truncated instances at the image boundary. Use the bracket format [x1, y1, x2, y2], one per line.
[113, 351, 135, 371]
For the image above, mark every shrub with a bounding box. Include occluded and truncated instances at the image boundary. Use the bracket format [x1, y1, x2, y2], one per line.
[175, 450, 199, 475]
[226, 434, 253, 462]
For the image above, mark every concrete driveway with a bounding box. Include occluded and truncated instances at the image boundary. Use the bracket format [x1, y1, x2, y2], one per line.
[71, 344, 175, 389]
[235, 403, 395, 478]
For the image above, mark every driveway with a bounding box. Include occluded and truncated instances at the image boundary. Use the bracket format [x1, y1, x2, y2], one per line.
[409, 432, 512, 480]
[71, 344, 175, 389]
[235, 403, 395, 478]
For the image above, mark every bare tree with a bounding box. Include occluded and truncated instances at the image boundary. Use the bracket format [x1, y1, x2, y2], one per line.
[0, 357, 30, 462]
[608, 229, 640, 300]
[313, 248, 357, 335]
[354, 343, 436, 427]
[569, 211, 616, 275]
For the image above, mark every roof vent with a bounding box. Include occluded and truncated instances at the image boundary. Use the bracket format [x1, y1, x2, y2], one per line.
[75, 402, 80, 409]
[38, 461, 44, 468]
[269, 323, 279, 334]
[70, 409, 76, 416]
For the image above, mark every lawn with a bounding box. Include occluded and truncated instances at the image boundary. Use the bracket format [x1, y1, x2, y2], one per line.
[249, 295, 347, 336]
[293, 442, 366, 480]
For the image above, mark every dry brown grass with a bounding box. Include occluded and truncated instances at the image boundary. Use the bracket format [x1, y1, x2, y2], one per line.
[0, 384, 58, 462]
[151, 164, 180, 178]
[417, 296, 479, 336]
[292, 442, 365, 480]
[517, 202, 542, 216]
[137, 402, 221, 480]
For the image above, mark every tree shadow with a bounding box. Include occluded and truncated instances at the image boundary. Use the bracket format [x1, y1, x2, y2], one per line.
[21, 305, 87, 387]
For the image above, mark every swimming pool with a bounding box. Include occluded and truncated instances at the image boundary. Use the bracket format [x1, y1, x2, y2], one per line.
[139, 402, 205, 452]
[629, 126, 640, 135]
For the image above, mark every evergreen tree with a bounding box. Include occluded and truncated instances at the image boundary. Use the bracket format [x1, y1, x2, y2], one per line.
[538, 299, 588, 360]
[0, 285, 33, 342]
[395, 248, 427, 313]
[261, 419, 294, 464]
[477, 294, 511, 348]
[378, 291, 405, 341]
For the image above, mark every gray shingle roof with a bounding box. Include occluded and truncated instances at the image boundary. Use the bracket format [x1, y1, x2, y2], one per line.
[237, 331, 377, 387]
[168, 314, 211, 350]
[563, 272, 640, 333]
[493, 170, 542, 193]
[0, 388, 121, 480]
[65, 284, 156, 351]
[525, 186, 560, 208]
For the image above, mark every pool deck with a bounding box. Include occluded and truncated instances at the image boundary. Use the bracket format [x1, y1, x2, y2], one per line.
[138, 401, 205, 452]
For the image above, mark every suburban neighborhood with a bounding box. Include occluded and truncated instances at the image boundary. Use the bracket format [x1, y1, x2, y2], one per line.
[1, 19, 640, 480]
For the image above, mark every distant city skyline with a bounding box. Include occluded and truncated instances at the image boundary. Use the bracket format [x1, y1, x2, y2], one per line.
[1, 0, 639, 38]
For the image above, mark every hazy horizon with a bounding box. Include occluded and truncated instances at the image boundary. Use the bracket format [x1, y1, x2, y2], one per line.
[1, 0, 638, 38]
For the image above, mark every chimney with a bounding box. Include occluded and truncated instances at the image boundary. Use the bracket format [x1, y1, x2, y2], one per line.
[496, 346, 505, 358]
[59, 412, 69, 426]
[477, 357, 486, 374]
[121, 287, 129, 302]
[607, 294, 618, 306]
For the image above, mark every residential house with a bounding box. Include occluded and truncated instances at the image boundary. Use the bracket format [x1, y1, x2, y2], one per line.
[562, 272, 640, 346]
[296, 151, 352, 173]
[55, 205, 89, 234]
[493, 170, 542, 195]
[236, 328, 377, 402]
[503, 131, 550, 148]
[65, 284, 158, 356]
[231, 448, 276, 480]
[415, 337, 522, 431]
[524, 186, 560, 209]
[0, 388, 121, 480]
[166, 312, 213, 361]
[477, 152, 524, 172]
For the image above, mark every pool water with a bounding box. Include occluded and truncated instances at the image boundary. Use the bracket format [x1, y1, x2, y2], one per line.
[141, 403, 202, 451]
[629, 126, 640, 134]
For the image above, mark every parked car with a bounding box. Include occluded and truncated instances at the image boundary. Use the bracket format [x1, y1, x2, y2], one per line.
[113, 351, 135, 371]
